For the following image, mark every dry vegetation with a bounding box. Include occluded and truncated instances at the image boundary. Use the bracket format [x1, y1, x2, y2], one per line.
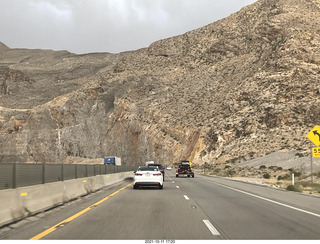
[194, 164, 320, 195]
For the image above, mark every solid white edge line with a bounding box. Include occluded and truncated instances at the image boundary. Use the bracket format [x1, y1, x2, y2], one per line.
[184, 195, 190, 200]
[212, 181, 320, 218]
[203, 219, 220, 236]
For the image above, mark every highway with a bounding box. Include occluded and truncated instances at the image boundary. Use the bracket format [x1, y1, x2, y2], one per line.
[1, 169, 320, 240]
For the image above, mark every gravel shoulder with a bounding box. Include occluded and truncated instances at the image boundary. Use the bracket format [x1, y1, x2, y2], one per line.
[237, 151, 320, 173]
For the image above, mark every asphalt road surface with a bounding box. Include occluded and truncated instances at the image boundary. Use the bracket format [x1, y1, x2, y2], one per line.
[1, 170, 320, 240]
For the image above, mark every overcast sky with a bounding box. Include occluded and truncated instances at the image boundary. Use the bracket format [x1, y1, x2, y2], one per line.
[1, 0, 257, 54]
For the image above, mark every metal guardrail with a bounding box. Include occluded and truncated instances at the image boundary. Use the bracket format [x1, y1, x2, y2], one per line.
[0, 163, 136, 190]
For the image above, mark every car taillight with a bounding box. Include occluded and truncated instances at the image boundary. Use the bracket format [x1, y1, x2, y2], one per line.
[153, 173, 162, 176]
[135, 173, 143, 176]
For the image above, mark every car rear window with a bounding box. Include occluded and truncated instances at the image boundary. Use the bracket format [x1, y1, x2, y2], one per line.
[138, 166, 159, 171]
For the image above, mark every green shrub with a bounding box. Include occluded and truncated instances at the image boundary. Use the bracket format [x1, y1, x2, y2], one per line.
[288, 168, 302, 177]
[286, 184, 302, 192]
[212, 168, 221, 174]
[294, 171, 302, 177]
[278, 174, 291, 180]
[227, 170, 236, 176]
[259, 165, 267, 169]
[263, 173, 271, 179]
[267, 166, 283, 171]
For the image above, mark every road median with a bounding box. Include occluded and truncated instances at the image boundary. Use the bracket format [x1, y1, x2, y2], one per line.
[0, 172, 133, 227]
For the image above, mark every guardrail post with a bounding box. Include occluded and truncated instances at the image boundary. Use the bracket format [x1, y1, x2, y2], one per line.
[61, 164, 64, 181]
[13, 163, 16, 189]
[42, 162, 46, 184]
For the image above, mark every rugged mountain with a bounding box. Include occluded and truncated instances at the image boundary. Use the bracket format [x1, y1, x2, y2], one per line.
[0, 0, 319, 166]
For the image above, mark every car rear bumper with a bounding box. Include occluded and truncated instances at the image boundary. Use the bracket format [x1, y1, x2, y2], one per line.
[134, 181, 163, 186]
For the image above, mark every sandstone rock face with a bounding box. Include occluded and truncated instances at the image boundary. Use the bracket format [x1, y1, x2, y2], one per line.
[0, 0, 319, 166]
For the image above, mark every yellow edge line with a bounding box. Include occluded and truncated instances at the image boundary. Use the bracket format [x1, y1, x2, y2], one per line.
[29, 182, 133, 240]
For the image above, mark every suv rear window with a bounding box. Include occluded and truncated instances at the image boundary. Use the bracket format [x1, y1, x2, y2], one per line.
[179, 165, 190, 170]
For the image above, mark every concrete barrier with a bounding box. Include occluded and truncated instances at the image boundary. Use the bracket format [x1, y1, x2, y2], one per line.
[0, 172, 133, 227]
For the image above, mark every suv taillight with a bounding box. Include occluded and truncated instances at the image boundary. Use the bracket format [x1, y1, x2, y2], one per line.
[135, 173, 143, 176]
[153, 173, 162, 176]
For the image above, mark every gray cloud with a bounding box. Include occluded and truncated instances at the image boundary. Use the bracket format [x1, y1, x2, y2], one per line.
[0, 0, 257, 54]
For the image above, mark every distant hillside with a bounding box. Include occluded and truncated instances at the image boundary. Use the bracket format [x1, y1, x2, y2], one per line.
[0, 0, 319, 166]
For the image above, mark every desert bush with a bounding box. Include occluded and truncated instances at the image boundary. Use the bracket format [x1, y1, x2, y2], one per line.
[263, 172, 271, 179]
[278, 173, 291, 180]
[294, 171, 302, 177]
[227, 170, 236, 176]
[288, 168, 302, 177]
[286, 184, 302, 192]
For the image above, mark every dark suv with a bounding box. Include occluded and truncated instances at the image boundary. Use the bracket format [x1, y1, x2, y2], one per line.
[176, 161, 194, 178]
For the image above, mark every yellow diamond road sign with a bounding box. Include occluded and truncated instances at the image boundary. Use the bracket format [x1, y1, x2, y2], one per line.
[307, 125, 320, 146]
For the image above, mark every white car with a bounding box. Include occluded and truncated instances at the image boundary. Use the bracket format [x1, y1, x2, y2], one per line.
[133, 166, 163, 189]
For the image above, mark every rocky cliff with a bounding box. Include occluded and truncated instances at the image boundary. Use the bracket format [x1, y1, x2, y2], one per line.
[0, 0, 319, 166]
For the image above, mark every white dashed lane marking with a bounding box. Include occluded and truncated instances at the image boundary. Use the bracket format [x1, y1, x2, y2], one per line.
[169, 172, 220, 237]
[203, 219, 221, 236]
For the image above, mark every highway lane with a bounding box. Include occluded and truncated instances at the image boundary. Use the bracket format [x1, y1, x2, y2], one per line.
[1, 169, 320, 240]
[38, 172, 217, 240]
[0, 174, 218, 240]
[174, 171, 320, 239]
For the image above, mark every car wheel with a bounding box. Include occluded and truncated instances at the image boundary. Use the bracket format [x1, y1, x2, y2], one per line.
[176, 174, 178, 177]
[159, 184, 163, 189]
[133, 184, 138, 189]
[192, 175, 194, 178]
